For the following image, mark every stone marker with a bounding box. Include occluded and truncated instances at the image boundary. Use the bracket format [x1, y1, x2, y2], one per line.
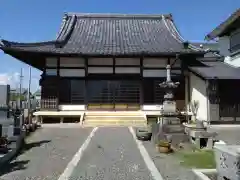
[214, 144, 240, 180]
[13, 114, 23, 136]
[8, 125, 14, 138]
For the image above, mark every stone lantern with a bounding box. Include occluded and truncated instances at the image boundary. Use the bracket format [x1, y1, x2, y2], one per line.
[159, 64, 180, 116]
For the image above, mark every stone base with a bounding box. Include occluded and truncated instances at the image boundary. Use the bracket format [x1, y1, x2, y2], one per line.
[188, 129, 217, 149]
[161, 117, 184, 133]
[193, 137, 215, 149]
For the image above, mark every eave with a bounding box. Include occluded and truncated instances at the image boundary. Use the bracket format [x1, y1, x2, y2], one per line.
[205, 8, 240, 40]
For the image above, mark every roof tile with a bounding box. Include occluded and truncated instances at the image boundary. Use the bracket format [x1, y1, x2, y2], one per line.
[1, 13, 202, 56]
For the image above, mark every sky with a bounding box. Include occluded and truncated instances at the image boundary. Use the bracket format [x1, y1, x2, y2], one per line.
[0, 0, 239, 92]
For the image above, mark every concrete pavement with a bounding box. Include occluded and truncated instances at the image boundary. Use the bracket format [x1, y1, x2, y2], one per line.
[69, 127, 157, 180]
[0, 126, 93, 180]
[0, 126, 163, 180]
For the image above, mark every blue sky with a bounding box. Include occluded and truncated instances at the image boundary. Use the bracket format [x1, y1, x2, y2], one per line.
[0, 0, 239, 92]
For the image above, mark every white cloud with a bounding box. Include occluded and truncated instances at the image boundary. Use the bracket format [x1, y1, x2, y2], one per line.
[0, 72, 20, 87]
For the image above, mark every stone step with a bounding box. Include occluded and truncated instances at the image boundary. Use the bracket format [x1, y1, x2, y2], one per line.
[85, 111, 144, 116]
[84, 119, 146, 123]
[84, 116, 145, 120]
[84, 120, 147, 127]
[83, 124, 147, 127]
[84, 118, 146, 125]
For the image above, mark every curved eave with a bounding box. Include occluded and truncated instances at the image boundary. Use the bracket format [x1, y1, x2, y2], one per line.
[1, 39, 57, 47]
[1, 43, 205, 70]
[162, 15, 208, 53]
[1, 46, 205, 56]
[1, 48, 45, 70]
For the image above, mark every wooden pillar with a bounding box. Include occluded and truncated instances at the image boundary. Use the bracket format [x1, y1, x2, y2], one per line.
[140, 57, 144, 109]
[57, 57, 60, 111]
[84, 57, 88, 107]
[113, 57, 116, 74]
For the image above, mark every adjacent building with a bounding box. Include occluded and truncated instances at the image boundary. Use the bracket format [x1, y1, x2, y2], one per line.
[1, 13, 240, 123]
[206, 8, 240, 67]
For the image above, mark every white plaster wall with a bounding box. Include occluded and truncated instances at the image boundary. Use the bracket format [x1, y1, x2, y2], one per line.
[88, 67, 113, 73]
[143, 58, 167, 67]
[225, 54, 240, 67]
[88, 58, 113, 65]
[143, 69, 165, 77]
[60, 57, 85, 67]
[115, 67, 140, 74]
[59, 69, 85, 77]
[46, 57, 57, 67]
[58, 105, 86, 111]
[115, 58, 140, 65]
[189, 72, 208, 121]
[142, 105, 162, 111]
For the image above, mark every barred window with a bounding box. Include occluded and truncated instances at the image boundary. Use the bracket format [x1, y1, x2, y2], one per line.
[230, 30, 240, 52]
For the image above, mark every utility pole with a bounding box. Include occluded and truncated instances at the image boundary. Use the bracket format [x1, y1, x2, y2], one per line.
[27, 66, 32, 124]
[27, 67, 31, 109]
[19, 68, 23, 109]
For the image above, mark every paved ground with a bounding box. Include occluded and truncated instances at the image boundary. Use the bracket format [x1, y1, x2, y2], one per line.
[208, 126, 240, 145]
[0, 126, 160, 180]
[0, 126, 93, 180]
[69, 127, 154, 180]
[1, 125, 219, 180]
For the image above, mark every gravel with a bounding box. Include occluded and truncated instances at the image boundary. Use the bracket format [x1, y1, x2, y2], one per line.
[0, 126, 93, 180]
[142, 140, 201, 180]
[69, 127, 154, 180]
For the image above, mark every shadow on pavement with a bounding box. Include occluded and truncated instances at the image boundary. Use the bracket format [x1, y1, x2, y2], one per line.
[20, 140, 51, 154]
[0, 160, 29, 176]
[0, 140, 51, 176]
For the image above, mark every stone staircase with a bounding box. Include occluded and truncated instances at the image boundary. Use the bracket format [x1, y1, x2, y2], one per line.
[83, 111, 147, 127]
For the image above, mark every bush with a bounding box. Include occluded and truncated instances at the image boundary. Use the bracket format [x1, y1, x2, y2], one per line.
[157, 140, 171, 147]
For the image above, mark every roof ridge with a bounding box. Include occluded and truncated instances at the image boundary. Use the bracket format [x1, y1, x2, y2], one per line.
[65, 12, 172, 19]
[56, 13, 69, 40]
[165, 18, 204, 52]
[55, 15, 77, 47]
[161, 15, 201, 52]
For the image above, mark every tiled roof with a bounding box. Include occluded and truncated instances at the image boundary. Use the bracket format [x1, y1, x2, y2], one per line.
[0, 13, 204, 56]
[191, 42, 219, 52]
[206, 8, 240, 40]
[189, 61, 240, 79]
[191, 42, 220, 58]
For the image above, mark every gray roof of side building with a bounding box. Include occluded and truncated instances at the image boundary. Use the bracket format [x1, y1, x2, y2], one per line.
[189, 60, 240, 79]
[0, 13, 204, 56]
[206, 8, 240, 40]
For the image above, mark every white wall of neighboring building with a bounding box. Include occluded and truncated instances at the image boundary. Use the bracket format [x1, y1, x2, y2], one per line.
[189, 72, 208, 121]
[225, 53, 240, 67]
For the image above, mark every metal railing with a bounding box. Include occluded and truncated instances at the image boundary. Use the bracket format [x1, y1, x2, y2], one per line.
[40, 97, 58, 110]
